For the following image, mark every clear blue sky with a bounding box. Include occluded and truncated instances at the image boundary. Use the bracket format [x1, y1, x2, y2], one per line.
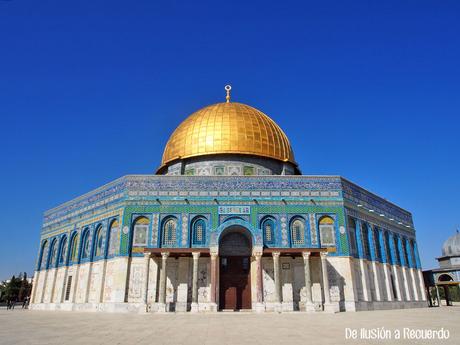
[0, 0, 459, 280]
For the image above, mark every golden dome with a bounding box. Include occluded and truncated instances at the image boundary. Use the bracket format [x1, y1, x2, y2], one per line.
[159, 101, 296, 170]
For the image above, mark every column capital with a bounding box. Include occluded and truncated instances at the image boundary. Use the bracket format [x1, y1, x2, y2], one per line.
[272, 251, 281, 258]
[302, 251, 311, 259]
[210, 252, 218, 259]
[161, 252, 170, 259]
[143, 252, 151, 259]
[252, 247, 263, 257]
[320, 251, 328, 258]
[192, 252, 201, 259]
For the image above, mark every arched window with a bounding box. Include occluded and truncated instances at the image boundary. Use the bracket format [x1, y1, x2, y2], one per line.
[393, 235, 401, 265]
[361, 222, 371, 259]
[410, 240, 417, 267]
[81, 229, 91, 260]
[94, 225, 104, 257]
[107, 219, 120, 256]
[133, 216, 149, 247]
[373, 228, 381, 261]
[58, 236, 68, 265]
[261, 217, 275, 246]
[384, 231, 392, 263]
[319, 216, 335, 247]
[347, 217, 358, 256]
[48, 239, 58, 268]
[162, 218, 177, 247]
[69, 233, 79, 263]
[402, 238, 409, 266]
[290, 217, 305, 246]
[39, 240, 49, 270]
[191, 218, 206, 246]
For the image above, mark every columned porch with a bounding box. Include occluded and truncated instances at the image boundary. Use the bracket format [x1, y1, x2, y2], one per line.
[143, 247, 338, 313]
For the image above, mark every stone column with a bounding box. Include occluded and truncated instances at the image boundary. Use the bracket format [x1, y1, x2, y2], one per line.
[254, 252, 264, 312]
[157, 252, 169, 312]
[142, 253, 151, 309]
[302, 252, 314, 311]
[210, 252, 218, 311]
[272, 252, 282, 311]
[191, 252, 200, 312]
[320, 252, 331, 305]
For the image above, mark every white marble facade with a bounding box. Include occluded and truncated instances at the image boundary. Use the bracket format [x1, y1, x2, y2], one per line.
[30, 253, 426, 313]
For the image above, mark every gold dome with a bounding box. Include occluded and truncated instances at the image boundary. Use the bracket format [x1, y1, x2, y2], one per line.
[159, 101, 296, 170]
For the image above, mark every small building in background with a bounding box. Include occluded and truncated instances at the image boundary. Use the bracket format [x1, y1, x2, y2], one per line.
[423, 231, 460, 306]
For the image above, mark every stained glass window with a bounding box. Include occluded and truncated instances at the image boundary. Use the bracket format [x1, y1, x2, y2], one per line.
[133, 217, 149, 247]
[319, 216, 335, 247]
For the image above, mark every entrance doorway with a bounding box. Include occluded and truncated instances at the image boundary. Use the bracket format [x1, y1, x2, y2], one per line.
[219, 227, 252, 310]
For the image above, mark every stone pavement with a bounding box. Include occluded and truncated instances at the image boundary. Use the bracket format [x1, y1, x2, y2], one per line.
[0, 307, 458, 345]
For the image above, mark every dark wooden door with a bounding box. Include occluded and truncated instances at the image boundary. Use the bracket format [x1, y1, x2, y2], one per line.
[219, 256, 251, 310]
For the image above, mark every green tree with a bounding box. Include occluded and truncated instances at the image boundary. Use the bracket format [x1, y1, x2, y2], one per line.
[0, 273, 32, 302]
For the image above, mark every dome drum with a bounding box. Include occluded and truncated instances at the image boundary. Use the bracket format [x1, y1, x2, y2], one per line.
[158, 153, 298, 176]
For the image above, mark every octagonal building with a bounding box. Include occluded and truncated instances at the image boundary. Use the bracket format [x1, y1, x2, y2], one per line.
[30, 88, 427, 313]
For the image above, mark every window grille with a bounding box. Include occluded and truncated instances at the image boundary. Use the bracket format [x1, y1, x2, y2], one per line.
[65, 276, 72, 301]
[162, 219, 177, 247]
[291, 219, 305, 246]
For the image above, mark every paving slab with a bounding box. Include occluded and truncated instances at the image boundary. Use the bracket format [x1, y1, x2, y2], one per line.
[0, 307, 458, 345]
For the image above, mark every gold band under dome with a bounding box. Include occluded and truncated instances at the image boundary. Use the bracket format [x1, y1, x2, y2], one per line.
[158, 101, 297, 171]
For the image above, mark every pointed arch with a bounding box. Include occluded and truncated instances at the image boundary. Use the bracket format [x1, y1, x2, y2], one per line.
[69, 232, 79, 263]
[47, 238, 58, 269]
[318, 215, 336, 247]
[260, 216, 276, 246]
[58, 235, 68, 265]
[80, 228, 91, 260]
[290, 216, 305, 247]
[107, 219, 120, 257]
[133, 216, 149, 248]
[38, 240, 49, 270]
[93, 224, 104, 257]
[161, 216, 177, 247]
[191, 216, 206, 246]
